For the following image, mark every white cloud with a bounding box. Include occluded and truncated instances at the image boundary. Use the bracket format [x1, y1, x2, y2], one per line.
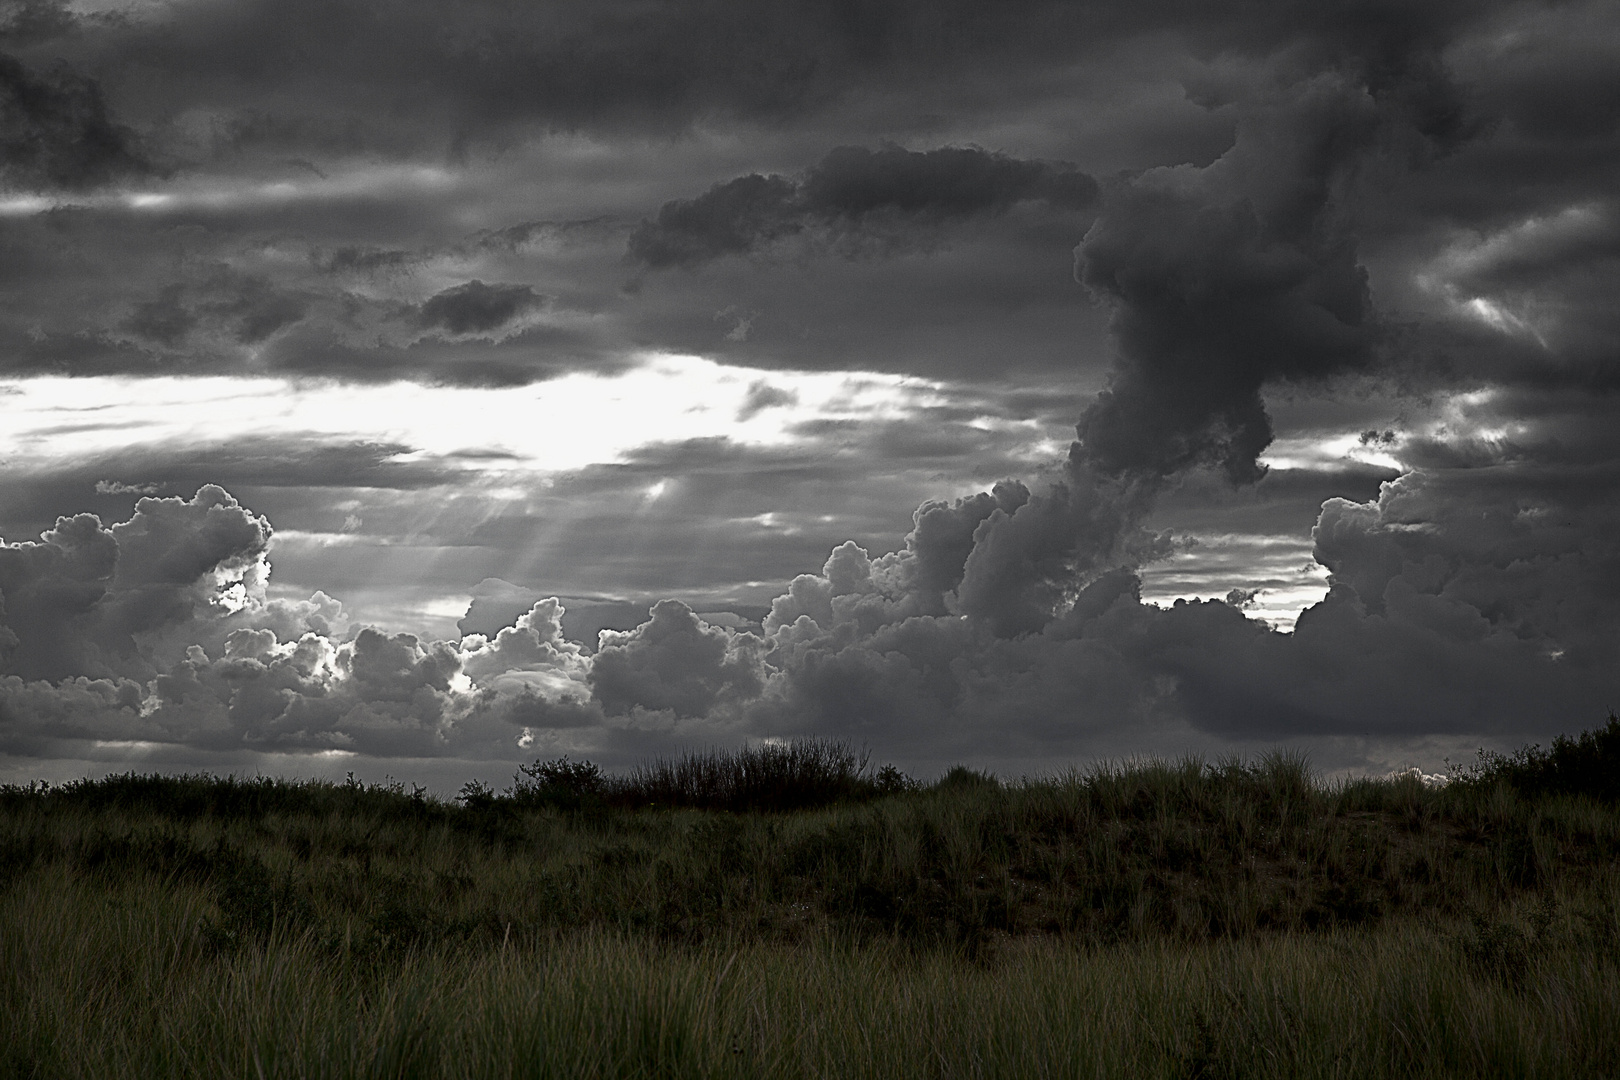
[0, 356, 1012, 479]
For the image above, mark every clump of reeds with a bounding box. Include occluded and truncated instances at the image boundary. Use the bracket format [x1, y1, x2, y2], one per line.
[608, 739, 908, 811]
[496, 739, 909, 813]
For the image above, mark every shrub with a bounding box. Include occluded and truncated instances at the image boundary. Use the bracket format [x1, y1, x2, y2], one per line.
[511, 757, 605, 809]
[457, 779, 496, 810]
[1468, 712, 1620, 802]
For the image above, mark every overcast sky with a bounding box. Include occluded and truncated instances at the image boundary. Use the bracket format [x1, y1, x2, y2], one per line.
[1, 0, 1616, 789]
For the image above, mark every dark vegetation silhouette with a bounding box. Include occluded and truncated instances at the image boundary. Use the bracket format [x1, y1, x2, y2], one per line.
[1467, 711, 1620, 803]
[3, 715, 1619, 1077]
[497, 738, 910, 813]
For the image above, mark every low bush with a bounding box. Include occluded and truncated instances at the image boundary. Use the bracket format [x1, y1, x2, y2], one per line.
[1465, 711, 1620, 802]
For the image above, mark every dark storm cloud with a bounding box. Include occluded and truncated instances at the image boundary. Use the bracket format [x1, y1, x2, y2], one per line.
[214, 279, 309, 344]
[734, 459, 1614, 761]
[1073, 76, 1381, 484]
[0, 51, 151, 190]
[1447, 1, 1620, 147]
[1161, 460, 1620, 736]
[21, 0, 1514, 156]
[628, 145, 1097, 268]
[1412, 202, 1620, 389]
[6, 0, 1620, 778]
[622, 210, 1109, 379]
[121, 286, 195, 346]
[316, 246, 415, 276]
[0, 0, 74, 45]
[1439, 205, 1620, 295]
[0, 0, 1589, 392]
[736, 381, 798, 421]
[627, 174, 800, 269]
[416, 280, 545, 336]
[801, 145, 1099, 219]
[0, 324, 159, 378]
[118, 271, 309, 349]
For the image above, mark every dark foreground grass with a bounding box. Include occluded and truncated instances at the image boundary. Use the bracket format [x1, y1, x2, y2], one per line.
[3, 718, 1620, 1078]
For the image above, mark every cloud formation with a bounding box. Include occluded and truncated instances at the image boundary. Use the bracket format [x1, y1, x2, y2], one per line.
[5, 452, 1611, 776]
[629, 144, 1098, 268]
[2, 0, 1619, 784]
[1073, 75, 1381, 484]
[417, 281, 545, 336]
[0, 51, 151, 191]
[0, 486, 484, 760]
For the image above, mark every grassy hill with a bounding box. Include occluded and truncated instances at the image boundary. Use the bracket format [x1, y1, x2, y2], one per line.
[2, 718, 1618, 1078]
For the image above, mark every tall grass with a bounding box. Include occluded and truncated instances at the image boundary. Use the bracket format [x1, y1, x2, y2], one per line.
[4, 719, 1620, 1076]
[5, 887, 1619, 1078]
[498, 738, 906, 813]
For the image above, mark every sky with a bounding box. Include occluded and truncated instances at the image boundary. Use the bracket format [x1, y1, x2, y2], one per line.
[1, 0, 1617, 790]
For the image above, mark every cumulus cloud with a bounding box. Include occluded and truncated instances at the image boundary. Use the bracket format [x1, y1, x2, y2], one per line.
[457, 578, 548, 639]
[1074, 75, 1380, 484]
[0, 487, 350, 684]
[0, 485, 516, 760]
[0, 511, 118, 681]
[628, 144, 1098, 268]
[953, 472, 1166, 637]
[1, 456, 1615, 775]
[589, 600, 766, 719]
[1311, 467, 1620, 666]
[460, 597, 590, 701]
[478, 440, 1611, 766]
[727, 461, 1613, 763]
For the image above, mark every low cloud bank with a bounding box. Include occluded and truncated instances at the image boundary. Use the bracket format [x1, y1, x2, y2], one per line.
[1, 460, 1613, 775]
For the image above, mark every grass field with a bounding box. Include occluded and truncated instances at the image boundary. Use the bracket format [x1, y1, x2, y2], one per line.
[3, 719, 1619, 1078]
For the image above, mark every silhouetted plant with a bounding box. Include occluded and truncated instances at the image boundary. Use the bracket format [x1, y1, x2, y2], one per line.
[513, 756, 605, 803]
[602, 739, 882, 812]
[934, 765, 996, 791]
[457, 779, 496, 810]
[1466, 711, 1620, 802]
